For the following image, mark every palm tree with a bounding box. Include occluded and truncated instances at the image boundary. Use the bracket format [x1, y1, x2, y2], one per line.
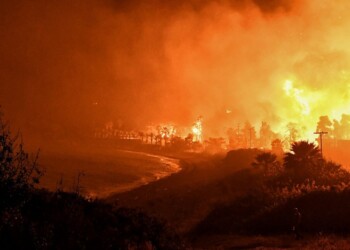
[284, 141, 323, 176]
[252, 152, 279, 176]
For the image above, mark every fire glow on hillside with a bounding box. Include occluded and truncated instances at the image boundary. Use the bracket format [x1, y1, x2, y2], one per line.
[2, 0, 350, 154]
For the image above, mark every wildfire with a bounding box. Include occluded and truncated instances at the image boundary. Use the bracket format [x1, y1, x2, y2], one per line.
[192, 116, 203, 143]
[273, 75, 350, 144]
[159, 125, 176, 139]
[283, 80, 310, 116]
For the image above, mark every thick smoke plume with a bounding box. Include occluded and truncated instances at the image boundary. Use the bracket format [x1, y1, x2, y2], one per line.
[0, 0, 349, 146]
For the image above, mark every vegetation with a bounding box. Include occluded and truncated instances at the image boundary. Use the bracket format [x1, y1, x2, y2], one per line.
[192, 140, 350, 242]
[0, 113, 183, 250]
[284, 141, 323, 180]
[0, 113, 42, 213]
[0, 190, 183, 250]
[251, 152, 281, 176]
[4, 103, 350, 249]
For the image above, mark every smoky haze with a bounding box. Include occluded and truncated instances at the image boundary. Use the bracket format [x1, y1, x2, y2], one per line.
[0, 0, 348, 148]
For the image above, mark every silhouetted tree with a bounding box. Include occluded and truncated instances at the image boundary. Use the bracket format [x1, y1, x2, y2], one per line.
[227, 124, 245, 149]
[170, 136, 187, 152]
[155, 134, 162, 145]
[162, 127, 170, 145]
[316, 116, 332, 134]
[284, 141, 323, 179]
[333, 119, 341, 140]
[340, 114, 350, 139]
[227, 127, 239, 149]
[138, 132, 145, 143]
[259, 121, 273, 148]
[286, 122, 299, 146]
[185, 133, 194, 145]
[204, 137, 226, 153]
[252, 152, 280, 176]
[243, 122, 256, 148]
[271, 139, 284, 156]
[149, 132, 154, 144]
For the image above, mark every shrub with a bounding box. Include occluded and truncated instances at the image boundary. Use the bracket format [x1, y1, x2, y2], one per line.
[0, 112, 42, 212]
[0, 190, 184, 250]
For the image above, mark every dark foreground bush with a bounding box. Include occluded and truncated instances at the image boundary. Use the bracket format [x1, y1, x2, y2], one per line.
[192, 190, 274, 236]
[0, 190, 184, 250]
[224, 149, 261, 169]
[0, 112, 42, 213]
[193, 188, 350, 237]
[247, 189, 350, 234]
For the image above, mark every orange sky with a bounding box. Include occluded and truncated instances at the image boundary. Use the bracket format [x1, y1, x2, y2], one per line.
[1, 0, 349, 145]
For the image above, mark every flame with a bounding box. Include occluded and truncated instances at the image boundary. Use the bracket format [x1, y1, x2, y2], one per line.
[274, 76, 350, 144]
[192, 117, 203, 142]
[271, 79, 318, 142]
[283, 80, 310, 116]
[158, 125, 177, 139]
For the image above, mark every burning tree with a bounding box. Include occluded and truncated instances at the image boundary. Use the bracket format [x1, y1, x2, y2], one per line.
[192, 116, 203, 143]
[156, 124, 176, 146]
[259, 121, 274, 149]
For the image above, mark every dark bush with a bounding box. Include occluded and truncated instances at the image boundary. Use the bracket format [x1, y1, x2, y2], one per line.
[0, 190, 184, 250]
[246, 189, 350, 234]
[224, 149, 261, 169]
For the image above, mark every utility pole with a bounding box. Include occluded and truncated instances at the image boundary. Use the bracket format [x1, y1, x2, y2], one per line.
[314, 131, 328, 157]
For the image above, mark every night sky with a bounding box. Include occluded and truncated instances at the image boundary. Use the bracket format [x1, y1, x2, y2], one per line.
[1, 0, 349, 146]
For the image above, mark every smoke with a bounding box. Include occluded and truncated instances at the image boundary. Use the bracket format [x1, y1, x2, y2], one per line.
[1, 0, 349, 145]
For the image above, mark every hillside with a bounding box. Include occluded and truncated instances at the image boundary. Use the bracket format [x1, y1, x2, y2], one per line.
[107, 149, 262, 233]
[107, 147, 350, 249]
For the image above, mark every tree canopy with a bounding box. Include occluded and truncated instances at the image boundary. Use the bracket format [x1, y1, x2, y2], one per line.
[284, 141, 323, 178]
